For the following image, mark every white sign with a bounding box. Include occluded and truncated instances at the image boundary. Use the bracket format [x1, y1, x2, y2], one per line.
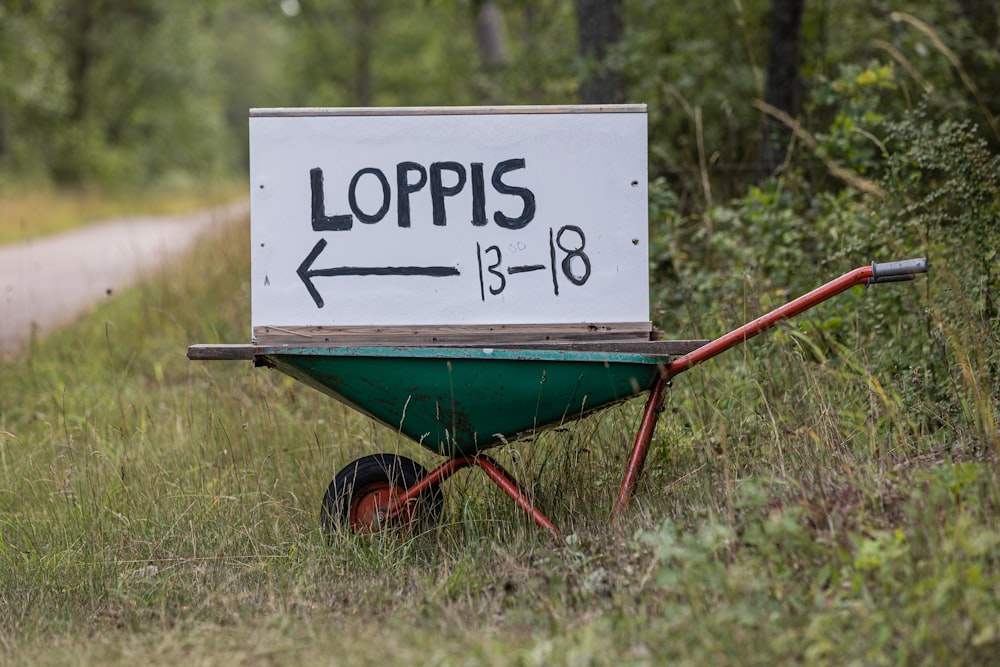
[249, 106, 649, 334]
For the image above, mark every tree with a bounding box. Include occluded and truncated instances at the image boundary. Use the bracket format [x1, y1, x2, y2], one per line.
[294, 0, 385, 107]
[758, 0, 804, 177]
[0, 0, 54, 173]
[475, 0, 508, 68]
[574, 0, 625, 103]
[957, 0, 998, 46]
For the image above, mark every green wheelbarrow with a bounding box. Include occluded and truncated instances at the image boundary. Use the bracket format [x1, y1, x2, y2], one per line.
[189, 259, 927, 540]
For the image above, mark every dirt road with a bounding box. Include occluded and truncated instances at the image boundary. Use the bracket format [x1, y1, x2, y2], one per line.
[0, 199, 248, 357]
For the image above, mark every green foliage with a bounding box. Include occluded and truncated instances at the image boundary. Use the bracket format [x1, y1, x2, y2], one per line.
[809, 62, 899, 175]
[636, 465, 1000, 665]
[877, 111, 1000, 301]
[0, 1, 241, 189]
[3, 0, 997, 197]
[289, 1, 477, 107]
[622, 0, 769, 203]
[0, 0, 585, 190]
[649, 41, 1000, 459]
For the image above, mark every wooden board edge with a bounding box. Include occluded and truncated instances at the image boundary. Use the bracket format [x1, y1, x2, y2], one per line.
[187, 344, 256, 361]
[189, 339, 709, 359]
[251, 104, 647, 118]
[476, 340, 709, 355]
[252, 322, 655, 346]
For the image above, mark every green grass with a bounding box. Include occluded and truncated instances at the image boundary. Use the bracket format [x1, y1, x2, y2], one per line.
[0, 183, 246, 244]
[1, 218, 998, 665]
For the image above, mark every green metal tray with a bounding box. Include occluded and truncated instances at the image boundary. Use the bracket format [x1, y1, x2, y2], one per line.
[256, 345, 670, 457]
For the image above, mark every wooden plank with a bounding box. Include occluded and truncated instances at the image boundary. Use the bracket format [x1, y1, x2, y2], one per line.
[187, 344, 256, 361]
[251, 104, 646, 118]
[252, 322, 655, 346]
[463, 340, 708, 355]
[188, 339, 708, 361]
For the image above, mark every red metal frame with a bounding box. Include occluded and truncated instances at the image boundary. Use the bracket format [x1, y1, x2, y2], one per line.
[610, 263, 879, 520]
[374, 262, 923, 538]
[611, 372, 671, 520]
[384, 454, 560, 541]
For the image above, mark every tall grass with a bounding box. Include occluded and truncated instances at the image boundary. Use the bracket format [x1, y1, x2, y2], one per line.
[1, 215, 998, 665]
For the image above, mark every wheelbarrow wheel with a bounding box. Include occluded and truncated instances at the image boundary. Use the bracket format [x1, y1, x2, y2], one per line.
[321, 454, 443, 534]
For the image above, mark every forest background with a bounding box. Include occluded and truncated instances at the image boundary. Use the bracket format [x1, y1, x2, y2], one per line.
[1, 0, 999, 664]
[4, 0, 995, 442]
[2, 0, 998, 316]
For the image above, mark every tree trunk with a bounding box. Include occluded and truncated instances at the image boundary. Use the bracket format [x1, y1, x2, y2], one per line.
[476, 0, 508, 68]
[67, 0, 96, 122]
[574, 0, 625, 104]
[352, 0, 378, 107]
[758, 0, 805, 177]
[0, 111, 7, 163]
[957, 0, 998, 46]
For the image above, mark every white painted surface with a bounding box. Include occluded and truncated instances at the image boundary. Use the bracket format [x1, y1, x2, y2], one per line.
[249, 106, 648, 330]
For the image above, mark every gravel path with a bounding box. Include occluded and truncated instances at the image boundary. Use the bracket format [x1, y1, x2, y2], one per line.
[0, 199, 249, 357]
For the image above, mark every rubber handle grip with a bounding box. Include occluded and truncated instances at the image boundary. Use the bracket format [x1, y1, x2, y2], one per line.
[871, 258, 928, 282]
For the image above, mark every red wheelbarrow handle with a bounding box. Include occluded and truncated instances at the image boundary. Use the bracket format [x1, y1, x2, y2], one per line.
[611, 258, 928, 521]
[666, 258, 927, 378]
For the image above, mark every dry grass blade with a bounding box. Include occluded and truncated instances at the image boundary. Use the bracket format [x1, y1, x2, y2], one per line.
[752, 100, 889, 198]
[889, 11, 1000, 143]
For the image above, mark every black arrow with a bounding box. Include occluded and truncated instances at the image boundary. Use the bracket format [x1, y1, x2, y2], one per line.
[297, 238, 461, 308]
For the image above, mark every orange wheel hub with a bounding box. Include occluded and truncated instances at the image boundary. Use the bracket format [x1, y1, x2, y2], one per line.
[348, 482, 415, 531]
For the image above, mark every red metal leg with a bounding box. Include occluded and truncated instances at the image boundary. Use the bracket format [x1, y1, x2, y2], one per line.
[611, 373, 670, 522]
[611, 261, 924, 522]
[384, 454, 560, 541]
[474, 455, 560, 541]
[381, 457, 472, 523]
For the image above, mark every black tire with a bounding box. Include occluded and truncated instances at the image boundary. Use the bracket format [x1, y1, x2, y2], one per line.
[321, 454, 443, 534]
